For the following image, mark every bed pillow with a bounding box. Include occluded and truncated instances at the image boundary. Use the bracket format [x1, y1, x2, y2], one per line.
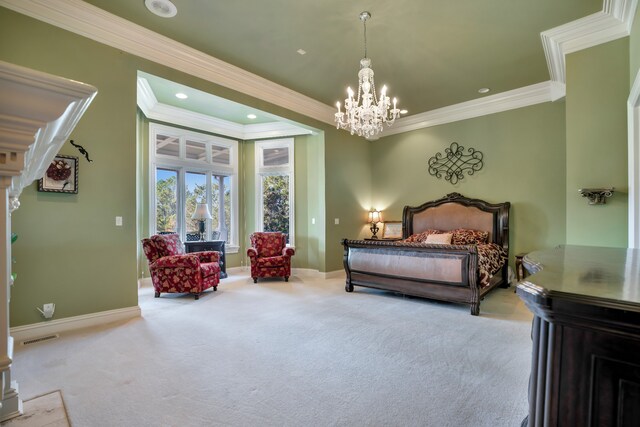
[450, 228, 489, 245]
[403, 229, 443, 243]
[425, 233, 452, 244]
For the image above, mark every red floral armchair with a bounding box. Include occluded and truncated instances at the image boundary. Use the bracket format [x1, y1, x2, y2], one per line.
[247, 232, 295, 283]
[141, 234, 220, 300]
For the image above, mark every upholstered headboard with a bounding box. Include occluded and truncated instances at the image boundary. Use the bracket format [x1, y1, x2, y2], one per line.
[402, 193, 510, 252]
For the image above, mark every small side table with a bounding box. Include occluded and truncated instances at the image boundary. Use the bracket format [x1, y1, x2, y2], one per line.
[515, 253, 528, 282]
[184, 240, 227, 278]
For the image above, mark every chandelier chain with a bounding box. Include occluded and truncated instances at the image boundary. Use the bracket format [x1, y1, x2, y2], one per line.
[334, 11, 401, 139]
[363, 18, 367, 59]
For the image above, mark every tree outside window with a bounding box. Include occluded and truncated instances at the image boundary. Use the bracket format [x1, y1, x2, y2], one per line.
[262, 174, 289, 241]
[156, 169, 177, 233]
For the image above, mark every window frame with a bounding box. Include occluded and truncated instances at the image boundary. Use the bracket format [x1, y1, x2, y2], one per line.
[149, 123, 239, 253]
[255, 138, 295, 246]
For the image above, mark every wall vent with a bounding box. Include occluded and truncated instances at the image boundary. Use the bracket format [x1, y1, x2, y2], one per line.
[21, 334, 60, 346]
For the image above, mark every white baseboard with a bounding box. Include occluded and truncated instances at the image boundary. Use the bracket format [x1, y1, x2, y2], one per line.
[291, 268, 320, 277]
[226, 266, 248, 274]
[138, 277, 152, 288]
[322, 269, 345, 279]
[10, 306, 141, 343]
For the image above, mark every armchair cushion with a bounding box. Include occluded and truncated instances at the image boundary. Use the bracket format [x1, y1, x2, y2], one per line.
[195, 251, 220, 264]
[250, 232, 286, 257]
[151, 233, 185, 256]
[256, 255, 288, 268]
[154, 254, 200, 269]
[200, 262, 221, 279]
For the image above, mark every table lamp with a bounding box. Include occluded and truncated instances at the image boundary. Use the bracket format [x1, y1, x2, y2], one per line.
[191, 203, 212, 241]
[368, 210, 382, 239]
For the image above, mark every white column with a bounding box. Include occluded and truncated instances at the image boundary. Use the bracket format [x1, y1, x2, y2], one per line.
[0, 177, 21, 422]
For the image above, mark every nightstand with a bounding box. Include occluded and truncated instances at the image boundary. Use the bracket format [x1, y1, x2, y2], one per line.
[184, 240, 227, 278]
[515, 253, 528, 282]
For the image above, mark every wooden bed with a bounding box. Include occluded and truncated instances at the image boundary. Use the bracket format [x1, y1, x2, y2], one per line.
[341, 193, 511, 315]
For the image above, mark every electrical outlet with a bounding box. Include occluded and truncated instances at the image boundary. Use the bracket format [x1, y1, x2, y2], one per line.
[334, 218, 340, 225]
[37, 303, 55, 319]
[115, 216, 123, 226]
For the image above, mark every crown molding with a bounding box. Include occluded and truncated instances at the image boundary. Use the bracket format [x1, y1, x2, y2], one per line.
[0, 0, 335, 126]
[2, 0, 637, 138]
[541, 0, 637, 92]
[384, 82, 555, 137]
[136, 77, 157, 116]
[242, 122, 314, 140]
[137, 77, 311, 140]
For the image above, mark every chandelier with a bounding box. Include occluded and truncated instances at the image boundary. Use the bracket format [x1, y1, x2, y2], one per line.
[335, 11, 401, 139]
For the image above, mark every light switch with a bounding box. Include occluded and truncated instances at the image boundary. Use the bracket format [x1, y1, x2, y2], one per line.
[115, 216, 123, 226]
[311, 218, 316, 225]
[334, 218, 340, 225]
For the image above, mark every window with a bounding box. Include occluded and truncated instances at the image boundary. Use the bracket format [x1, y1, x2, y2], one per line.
[255, 139, 294, 245]
[155, 168, 178, 234]
[150, 123, 239, 252]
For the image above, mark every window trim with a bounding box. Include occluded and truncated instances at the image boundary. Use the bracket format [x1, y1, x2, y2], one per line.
[149, 123, 239, 252]
[255, 138, 295, 246]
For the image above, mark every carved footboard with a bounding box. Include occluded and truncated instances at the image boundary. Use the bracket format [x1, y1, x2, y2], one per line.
[342, 239, 485, 315]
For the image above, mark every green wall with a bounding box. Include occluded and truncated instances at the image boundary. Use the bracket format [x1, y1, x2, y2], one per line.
[565, 38, 629, 247]
[371, 102, 567, 258]
[631, 5, 640, 86]
[323, 128, 373, 271]
[0, 8, 367, 326]
[1, 10, 140, 326]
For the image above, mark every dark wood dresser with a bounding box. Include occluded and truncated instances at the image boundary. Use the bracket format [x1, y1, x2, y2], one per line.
[184, 240, 227, 278]
[517, 245, 640, 426]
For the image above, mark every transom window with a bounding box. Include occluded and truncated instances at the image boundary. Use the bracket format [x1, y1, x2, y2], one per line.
[150, 123, 239, 252]
[255, 139, 294, 245]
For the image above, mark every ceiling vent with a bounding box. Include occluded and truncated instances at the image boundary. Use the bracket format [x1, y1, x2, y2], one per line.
[145, 0, 177, 18]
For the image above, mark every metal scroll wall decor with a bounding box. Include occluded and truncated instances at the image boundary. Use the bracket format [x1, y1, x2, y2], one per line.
[428, 142, 484, 184]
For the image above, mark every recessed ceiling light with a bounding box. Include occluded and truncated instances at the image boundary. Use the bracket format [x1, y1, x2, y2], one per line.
[145, 0, 177, 18]
[400, 109, 408, 114]
[297, 49, 307, 55]
[175, 92, 188, 99]
[478, 87, 490, 94]
[247, 114, 257, 119]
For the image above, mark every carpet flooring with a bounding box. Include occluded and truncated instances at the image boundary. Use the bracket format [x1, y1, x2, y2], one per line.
[11, 271, 533, 426]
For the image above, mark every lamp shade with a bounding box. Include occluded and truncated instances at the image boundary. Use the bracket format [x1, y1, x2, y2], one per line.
[191, 203, 212, 220]
[368, 210, 382, 223]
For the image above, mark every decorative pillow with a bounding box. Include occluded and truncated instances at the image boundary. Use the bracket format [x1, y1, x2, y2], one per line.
[403, 229, 443, 243]
[450, 228, 489, 245]
[425, 233, 452, 244]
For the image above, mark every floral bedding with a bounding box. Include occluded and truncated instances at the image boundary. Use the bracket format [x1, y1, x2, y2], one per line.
[402, 229, 507, 287]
